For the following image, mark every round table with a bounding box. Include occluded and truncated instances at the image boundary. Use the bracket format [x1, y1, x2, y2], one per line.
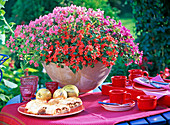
[1, 92, 170, 125]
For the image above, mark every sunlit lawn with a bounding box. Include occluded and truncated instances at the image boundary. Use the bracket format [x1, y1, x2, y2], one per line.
[118, 18, 137, 39]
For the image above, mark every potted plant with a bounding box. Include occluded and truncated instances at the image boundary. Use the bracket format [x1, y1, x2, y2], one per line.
[6, 5, 143, 93]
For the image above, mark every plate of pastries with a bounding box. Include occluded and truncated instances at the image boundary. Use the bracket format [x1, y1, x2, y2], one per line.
[18, 85, 84, 118]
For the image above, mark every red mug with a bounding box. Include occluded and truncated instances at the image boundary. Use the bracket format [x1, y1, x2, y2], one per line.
[111, 76, 127, 88]
[137, 95, 157, 111]
[128, 69, 149, 85]
[109, 89, 131, 104]
[45, 82, 59, 94]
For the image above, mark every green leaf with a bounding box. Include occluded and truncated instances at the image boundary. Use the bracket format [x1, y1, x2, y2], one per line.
[42, 56, 46, 61]
[78, 63, 83, 70]
[17, 68, 23, 73]
[0, 0, 8, 9]
[71, 68, 76, 74]
[3, 79, 18, 88]
[14, 77, 20, 83]
[0, 84, 8, 92]
[0, 9, 5, 15]
[46, 61, 50, 65]
[9, 22, 16, 26]
[87, 51, 91, 56]
[0, 94, 9, 101]
[0, 5, 4, 9]
[26, 68, 39, 72]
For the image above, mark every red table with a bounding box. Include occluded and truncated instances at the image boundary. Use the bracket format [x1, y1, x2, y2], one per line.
[1, 92, 170, 125]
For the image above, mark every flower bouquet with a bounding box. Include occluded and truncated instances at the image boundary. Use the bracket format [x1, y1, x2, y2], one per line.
[6, 5, 143, 93]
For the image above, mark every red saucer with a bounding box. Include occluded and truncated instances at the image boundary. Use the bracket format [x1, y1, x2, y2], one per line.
[100, 99, 135, 111]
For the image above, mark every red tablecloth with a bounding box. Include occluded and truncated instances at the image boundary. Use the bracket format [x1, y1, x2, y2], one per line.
[1, 92, 170, 125]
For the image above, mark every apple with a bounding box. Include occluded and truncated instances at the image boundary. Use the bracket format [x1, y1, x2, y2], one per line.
[62, 85, 79, 97]
[36, 88, 52, 100]
[53, 89, 67, 99]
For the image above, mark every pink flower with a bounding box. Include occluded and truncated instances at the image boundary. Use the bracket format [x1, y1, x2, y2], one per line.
[15, 47, 18, 50]
[20, 34, 26, 39]
[6, 44, 10, 48]
[27, 48, 29, 53]
[10, 49, 13, 53]
[34, 62, 39, 67]
[40, 46, 43, 50]
[19, 54, 23, 58]
[165, 67, 169, 72]
[25, 40, 29, 45]
[29, 60, 34, 65]
[9, 36, 15, 42]
[21, 45, 24, 48]
[23, 50, 26, 53]
[46, 37, 50, 42]
[11, 43, 15, 48]
[30, 44, 34, 47]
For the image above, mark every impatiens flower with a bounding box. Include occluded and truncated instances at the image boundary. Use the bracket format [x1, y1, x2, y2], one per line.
[29, 60, 34, 65]
[46, 37, 50, 42]
[15, 47, 18, 50]
[34, 62, 39, 67]
[30, 44, 34, 47]
[23, 50, 26, 54]
[6, 44, 9, 48]
[7, 4, 143, 73]
[40, 46, 44, 50]
[20, 45, 24, 48]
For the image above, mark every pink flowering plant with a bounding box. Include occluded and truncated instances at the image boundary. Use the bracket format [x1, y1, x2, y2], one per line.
[6, 5, 143, 73]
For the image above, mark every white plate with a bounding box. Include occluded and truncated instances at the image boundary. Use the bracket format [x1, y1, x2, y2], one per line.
[18, 104, 84, 118]
[100, 99, 135, 111]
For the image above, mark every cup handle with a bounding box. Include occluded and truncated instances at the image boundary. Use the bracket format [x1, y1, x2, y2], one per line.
[126, 79, 131, 86]
[142, 71, 149, 77]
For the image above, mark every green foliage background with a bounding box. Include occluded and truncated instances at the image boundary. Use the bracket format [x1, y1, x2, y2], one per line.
[129, 0, 170, 75]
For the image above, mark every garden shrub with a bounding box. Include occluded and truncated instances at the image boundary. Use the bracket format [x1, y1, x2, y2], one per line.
[10, 0, 66, 25]
[129, 0, 170, 76]
[7, 0, 118, 25]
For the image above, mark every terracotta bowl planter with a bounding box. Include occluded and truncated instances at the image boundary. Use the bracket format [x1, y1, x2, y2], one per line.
[43, 62, 111, 94]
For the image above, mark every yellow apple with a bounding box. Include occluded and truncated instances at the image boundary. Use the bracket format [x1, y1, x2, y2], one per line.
[53, 89, 67, 99]
[62, 85, 79, 97]
[36, 88, 52, 100]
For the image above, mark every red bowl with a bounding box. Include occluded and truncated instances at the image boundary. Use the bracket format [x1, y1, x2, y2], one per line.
[137, 95, 157, 111]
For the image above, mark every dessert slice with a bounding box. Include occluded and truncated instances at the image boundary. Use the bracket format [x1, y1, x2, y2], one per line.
[44, 104, 70, 115]
[58, 97, 82, 108]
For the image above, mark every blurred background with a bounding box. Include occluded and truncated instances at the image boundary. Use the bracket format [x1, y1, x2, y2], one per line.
[0, 0, 169, 110]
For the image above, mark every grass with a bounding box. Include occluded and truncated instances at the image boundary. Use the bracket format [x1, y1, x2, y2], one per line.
[118, 17, 137, 39]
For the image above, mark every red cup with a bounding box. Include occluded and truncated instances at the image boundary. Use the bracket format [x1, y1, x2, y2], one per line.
[137, 95, 157, 111]
[111, 76, 127, 88]
[20, 76, 39, 97]
[109, 89, 131, 104]
[45, 82, 59, 94]
[20, 85, 33, 102]
[128, 69, 149, 85]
